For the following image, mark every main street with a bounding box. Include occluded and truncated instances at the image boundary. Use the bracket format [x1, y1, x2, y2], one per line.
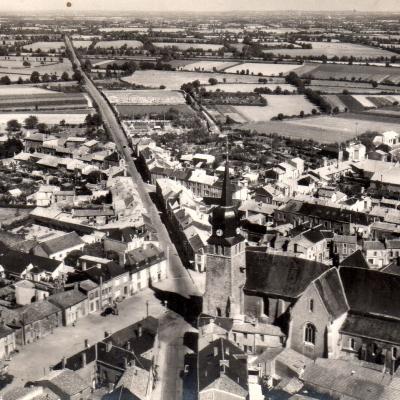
[65, 35, 201, 300]
[64, 36, 202, 400]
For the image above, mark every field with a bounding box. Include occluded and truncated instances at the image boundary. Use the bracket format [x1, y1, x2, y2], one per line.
[0, 111, 93, 125]
[224, 62, 303, 76]
[122, 70, 260, 89]
[239, 114, 400, 143]
[323, 94, 400, 112]
[103, 89, 185, 105]
[73, 40, 92, 49]
[99, 27, 148, 32]
[94, 40, 143, 49]
[152, 42, 223, 51]
[206, 95, 314, 123]
[264, 42, 397, 58]
[116, 104, 195, 118]
[204, 83, 295, 92]
[23, 41, 65, 52]
[181, 61, 239, 72]
[0, 56, 73, 82]
[0, 86, 55, 95]
[298, 63, 400, 84]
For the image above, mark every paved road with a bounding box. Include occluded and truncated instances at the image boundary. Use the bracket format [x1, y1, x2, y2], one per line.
[65, 36, 200, 300]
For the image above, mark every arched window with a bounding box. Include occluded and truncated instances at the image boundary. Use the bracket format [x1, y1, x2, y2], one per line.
[304, 323, 316, 345]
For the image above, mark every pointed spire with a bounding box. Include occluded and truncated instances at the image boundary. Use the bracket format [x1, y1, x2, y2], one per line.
[221, 160, 233, 207]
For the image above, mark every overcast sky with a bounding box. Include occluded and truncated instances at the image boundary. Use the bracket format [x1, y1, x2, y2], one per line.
[3, 0, 400, 12]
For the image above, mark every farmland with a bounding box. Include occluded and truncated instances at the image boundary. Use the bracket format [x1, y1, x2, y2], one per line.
[122, 70, 261, 89]
[23, 41, 65, 52]
[73, 40, 92, 49]
[181, 61, 239, 72]
[0, 111, 93, 125]
[323, 94, 400, 112]
[204, 83, 295, 92]
[94, 40, 143, 49]
[297, 63, 400, 83]
[239, 113, 400, 143]
[224, 62, 303, 76]
[264, 42, 397, 58]
[103, 89, 186, 105]
[116, 104, 195, 118]
[152, 42, 223, 51]
[206, 94, 314, 123]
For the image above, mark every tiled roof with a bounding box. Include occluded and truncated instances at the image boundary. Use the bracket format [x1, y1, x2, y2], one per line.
[38, 231, 83, 255]
[48, 290, 87, 309]
[36, 369, 90, 396]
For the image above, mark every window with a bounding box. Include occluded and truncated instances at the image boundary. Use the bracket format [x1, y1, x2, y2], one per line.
[349, 338, 355, 350]
[304, 323, 316, 345]
[309, 299, 314, 313]
[393, 347, 398, 359]
[233, 333, 237, 342]
[243, 333, 248, 339]
[260, 334, 264, 342]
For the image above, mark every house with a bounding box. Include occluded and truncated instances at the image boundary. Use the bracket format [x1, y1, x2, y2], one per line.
[0, 249, 65, 282]
[3, 386, 59, 400]
[346, 142, 366, 162]
[0, 324, 15, 360]
[332, 234, 358, 262]
[48, 290, 88, 326]
[286, 228, 328, 262]
[14, 280, 50, 305]
[373, 130, 399, 147]
[363, 240, 388, 269]
[339, 249, 370, 269]
[198, 338, 248, 400]
[289, 268, 348, 360]
[34, 369, 91, 400]
[78, 279, 99, 314]
[32, 232, 85, 262]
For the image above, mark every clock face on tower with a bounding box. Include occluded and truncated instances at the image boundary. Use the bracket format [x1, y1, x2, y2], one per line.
[216, 229, 223, 237]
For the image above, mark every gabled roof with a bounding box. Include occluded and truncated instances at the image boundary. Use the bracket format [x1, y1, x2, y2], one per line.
[0, 249, 61, 275]
[313, 268, 348, 319]
[244, 249, 329, 300]
[48, 290, 87, 309]
[198, 338, 248, 397]
[340, 250, 369, 269]
[37, 231, 83, 256]
[84, 262, 126, 284]
[340, 267, 400, 319]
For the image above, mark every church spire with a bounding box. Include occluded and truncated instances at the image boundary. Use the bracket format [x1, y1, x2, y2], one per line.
[221, 161, 232, 207]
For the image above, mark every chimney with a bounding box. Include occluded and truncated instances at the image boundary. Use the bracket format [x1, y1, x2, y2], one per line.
[123, 357, 129, 369]
[104, 331, 109, 338]
[81, 352, 87, 367]
[62, 357, 66, 369]
[138, 324, 142, 337]
[106, 341, 112, 352]
[84, 339, 89, 348]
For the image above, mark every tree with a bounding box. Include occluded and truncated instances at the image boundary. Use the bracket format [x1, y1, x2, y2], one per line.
[208, 78, 218, 85]
[30, 71, 40, 83]
[64, 250, 83, 268]
[72, 70, 83, 82]
[0, 76, 11, 85]
[61, 71, 69, 81]
[24, 115, 38, 129]
[36, 123, 48, 133]
[6, 119, 21, 132]
[41, 73, 50, 83]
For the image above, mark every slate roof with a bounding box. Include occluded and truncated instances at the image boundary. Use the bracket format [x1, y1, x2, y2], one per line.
[38, 231, 83, 255]
[0, 249, 61, 276]
[198, 338, 248, 397]
[244, 249, 329, 300]
[302, 229, 326, 244]
[339, 250, 370, 269]
[313, 268, 349, 319]
[84, 262, 126, 284]
[341, 313, 400, 345]
[17, 300, 61, 325]
[340, 267, 400, 319]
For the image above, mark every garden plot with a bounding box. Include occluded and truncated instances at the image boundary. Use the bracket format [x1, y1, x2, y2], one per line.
[224, 62, 302, 76]
[94, 40, 142, 49]
[323, 95, 348, 112]
[204, 83, 295, 92]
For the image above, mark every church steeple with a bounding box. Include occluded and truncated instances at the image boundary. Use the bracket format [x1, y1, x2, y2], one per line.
[221, 162, 233, 207]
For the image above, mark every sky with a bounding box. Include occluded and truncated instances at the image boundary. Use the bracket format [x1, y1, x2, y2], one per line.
[2, 0, 400, 12]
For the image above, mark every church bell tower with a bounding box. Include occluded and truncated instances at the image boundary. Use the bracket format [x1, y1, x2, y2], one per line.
[203, 161, 246, 319]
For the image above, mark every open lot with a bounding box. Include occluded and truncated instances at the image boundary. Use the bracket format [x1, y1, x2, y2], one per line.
[103, 89, 186, 105]
[264, 42, 397, 58]
[116, 103, 195, 118]
[23, 41, 65, 52]
[153, 42, 223, 51]
[225, 62, 303, 76]
[0, 86, 55, 95]
[122, 70, 260, 89]
[239, 113, 400, 143]
[297, 63, 400, 83]
[94, 40, 142, 48]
